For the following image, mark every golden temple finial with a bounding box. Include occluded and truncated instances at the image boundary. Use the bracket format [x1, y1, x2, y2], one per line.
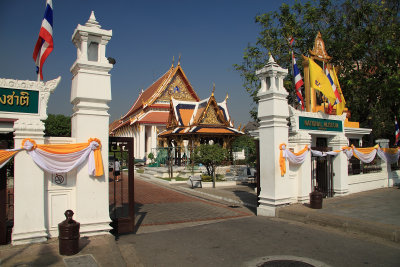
[225, 93, 229, 101]
[212, 83, 215, 96]
[238, 123, 242, 131]
[178, 53, 181, 65]
[309, 31, 331, 62]
[171, 55, 175, 68]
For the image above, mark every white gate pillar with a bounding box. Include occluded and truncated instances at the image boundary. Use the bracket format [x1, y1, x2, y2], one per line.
[5, 77, 60, 245]
[70, 11, 113, 236]
[12, 119, 47, 244]
[256, 55, 292, 216]
[289, 132, 312, 202]
[329, 134, 349, 196]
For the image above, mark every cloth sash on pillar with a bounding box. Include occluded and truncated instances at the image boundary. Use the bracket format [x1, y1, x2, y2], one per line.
[0, 138, 104, 177]
[279, 143, 309, 176]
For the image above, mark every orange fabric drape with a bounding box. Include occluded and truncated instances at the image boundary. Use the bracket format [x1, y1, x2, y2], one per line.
[292, 145, 309, 156]
[279, 143, 286, 176]
[0, 150, 18, 166]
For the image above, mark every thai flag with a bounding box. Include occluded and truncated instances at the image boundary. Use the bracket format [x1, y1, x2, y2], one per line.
[395, 116, 399, 146]
[324, 66, 341, 104]
[33, 0, 53, 81]
[292, 51, 304, 110]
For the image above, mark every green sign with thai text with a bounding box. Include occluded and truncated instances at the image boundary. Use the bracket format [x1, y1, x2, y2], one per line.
[299, 116, 343, 132]
[0, 87, 39, 114]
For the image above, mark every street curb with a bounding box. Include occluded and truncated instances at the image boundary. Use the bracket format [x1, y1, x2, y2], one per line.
[277, 205, 400, 243]
[177, 185, 258, 208]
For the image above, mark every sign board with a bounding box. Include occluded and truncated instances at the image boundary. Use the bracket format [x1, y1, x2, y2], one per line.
[0, 87, 39, 114]
[299, 116, 343, 132]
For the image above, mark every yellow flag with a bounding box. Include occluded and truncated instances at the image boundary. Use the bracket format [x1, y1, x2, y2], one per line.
[308, 58, 337, 104]
[331, 67, 346, 115]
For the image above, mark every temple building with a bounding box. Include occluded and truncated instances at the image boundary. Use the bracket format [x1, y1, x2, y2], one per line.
[159, 87, 244, 156]
[109, 60, 243, 161]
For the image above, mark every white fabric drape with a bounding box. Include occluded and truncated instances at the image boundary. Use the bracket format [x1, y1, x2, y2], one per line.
[377, 149, 400, 164]
[352, 147, 377, 164]
[0, 148, 24, 169]
[283, 148, 309, 165]
[23, 140, 99, 175]
[310, 150, 340, 157]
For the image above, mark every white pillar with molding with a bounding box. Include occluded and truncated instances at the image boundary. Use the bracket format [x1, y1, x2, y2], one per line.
[256, 55, 293, 216]
[70, 11, 113, 236]
[329, 134, 349, 196]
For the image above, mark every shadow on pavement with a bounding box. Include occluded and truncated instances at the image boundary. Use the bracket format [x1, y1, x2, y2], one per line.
[134, 203, 146, 234]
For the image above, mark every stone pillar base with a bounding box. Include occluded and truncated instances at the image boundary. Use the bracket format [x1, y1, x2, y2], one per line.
[297, 195, 310, 203]
[79, 222, 112, 237]
[334, 188, 349, 196]
[12, 230, 48, 246]
[257, 196, 292, 217]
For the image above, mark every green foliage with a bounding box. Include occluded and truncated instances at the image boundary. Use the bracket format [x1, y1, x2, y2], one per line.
[148, 152, 154, 162]
[193, 144, 227, 177]
[201, 174, 224, 182]
[232, 135, 257, 166]
[234, 0, 400, 145]
[44, 114, 71, 137]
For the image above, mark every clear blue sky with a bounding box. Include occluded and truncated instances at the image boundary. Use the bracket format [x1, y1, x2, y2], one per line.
[0, 0, 296, 126]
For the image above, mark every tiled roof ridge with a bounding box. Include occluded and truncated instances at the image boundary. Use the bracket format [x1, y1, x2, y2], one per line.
[120, 67, 174, 120]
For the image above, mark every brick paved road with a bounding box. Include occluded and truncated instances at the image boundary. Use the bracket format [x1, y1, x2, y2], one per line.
[134, 179, 253, 233]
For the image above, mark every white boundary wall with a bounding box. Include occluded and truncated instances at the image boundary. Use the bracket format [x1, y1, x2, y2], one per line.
[0, 11, 113, 245]
[255, 55, 395, 217]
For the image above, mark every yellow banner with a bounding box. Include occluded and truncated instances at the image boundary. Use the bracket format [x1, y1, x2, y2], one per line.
[309, 58, 337, 105]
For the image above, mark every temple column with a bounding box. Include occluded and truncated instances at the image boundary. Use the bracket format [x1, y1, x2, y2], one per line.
[151, 125, 157, 156]
[138, 125, 145, 160]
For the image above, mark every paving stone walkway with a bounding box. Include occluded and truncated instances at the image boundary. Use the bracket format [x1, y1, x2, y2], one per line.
[134, 179, 253, 234]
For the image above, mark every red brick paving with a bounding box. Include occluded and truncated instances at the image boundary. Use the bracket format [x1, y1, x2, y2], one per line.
[133, 178, 253, 230]
[134, 179, 196, 204]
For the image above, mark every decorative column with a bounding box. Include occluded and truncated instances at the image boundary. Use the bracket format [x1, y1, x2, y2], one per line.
[10, 77, 60, 245]
[376, 139, 391, 186]
[255, 55, 292, 216]
[139, 125, 145, 160]
[329, 133, 349, 196]
[287, 106, 312, 202]
[151, 125, 157, 156]
[70, 11, 113, 235]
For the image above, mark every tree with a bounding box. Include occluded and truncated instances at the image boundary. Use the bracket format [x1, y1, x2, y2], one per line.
[232, 135, 256, 166]
[43, 114, 71, 137]
[234, 0, 400, 145]
[193, 144, 227, 188]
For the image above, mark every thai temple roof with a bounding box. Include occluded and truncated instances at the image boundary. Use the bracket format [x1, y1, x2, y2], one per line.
[109, 61, 243, 137]
[159, 91, 243, 137]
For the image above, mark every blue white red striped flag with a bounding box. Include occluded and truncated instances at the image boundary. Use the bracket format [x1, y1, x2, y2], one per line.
[292, 51, 304, 110]
[395, 116, 399, 146]
[33, 0, 53, 81]
[324, 65, 342, 105]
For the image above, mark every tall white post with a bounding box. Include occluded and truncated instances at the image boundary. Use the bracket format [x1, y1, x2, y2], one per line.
[256, 55, 292, 216]
[289, 132, 312, 202]
[70, 11, 113, 235]
[7, 77, 60, 245]
[12, 119, 47, 244]
[329, 134, 349, 196]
